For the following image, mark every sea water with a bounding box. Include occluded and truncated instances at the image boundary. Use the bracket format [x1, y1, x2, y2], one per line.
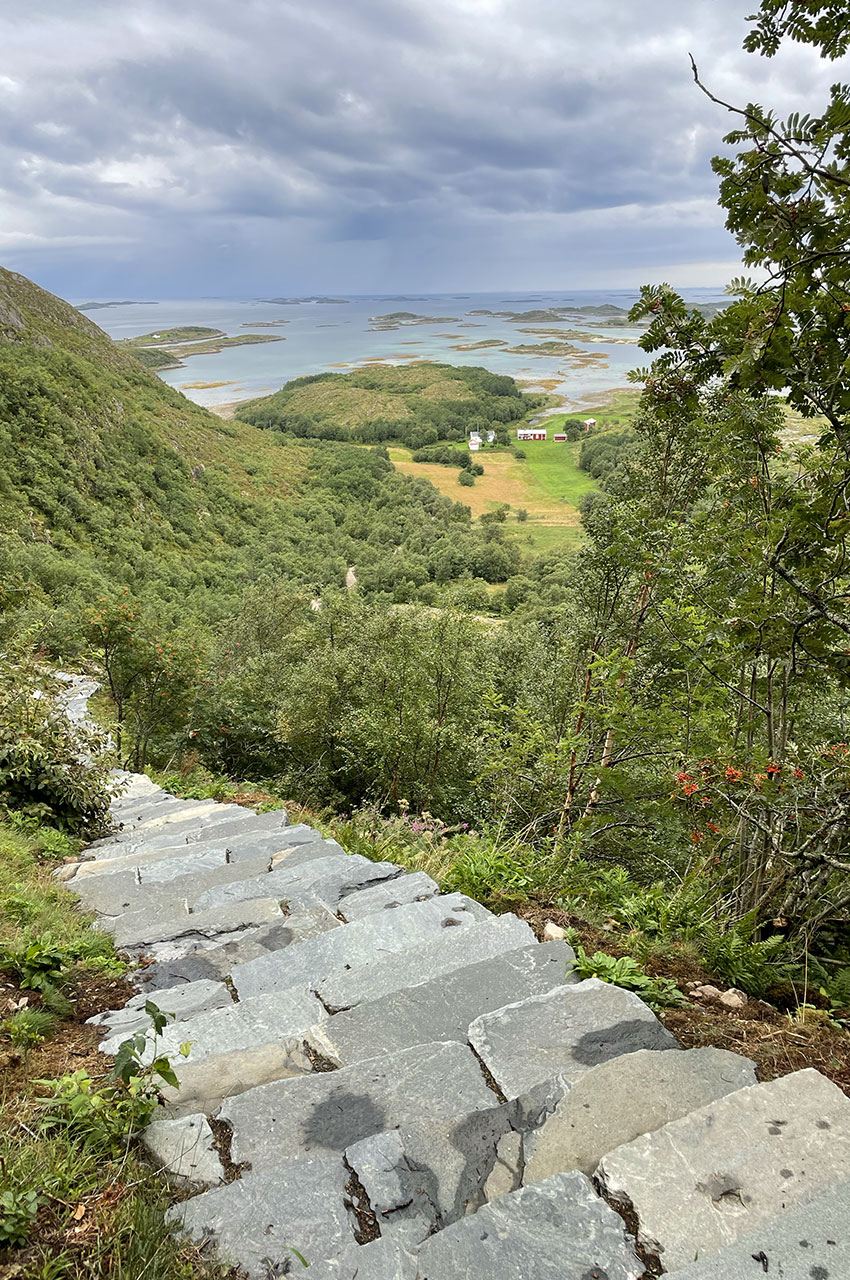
[81, 289, 727, 409]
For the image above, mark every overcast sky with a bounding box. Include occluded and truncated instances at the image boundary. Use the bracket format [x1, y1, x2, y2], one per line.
[0, 0, 838, 297]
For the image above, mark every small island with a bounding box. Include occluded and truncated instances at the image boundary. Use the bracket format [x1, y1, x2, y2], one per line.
[119, 325, 285, 371]
[78, 300, 155, 311]
[368, 311, 456, 330]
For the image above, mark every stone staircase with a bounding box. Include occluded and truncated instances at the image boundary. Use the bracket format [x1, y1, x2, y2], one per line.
[59, 765, 850, 1277]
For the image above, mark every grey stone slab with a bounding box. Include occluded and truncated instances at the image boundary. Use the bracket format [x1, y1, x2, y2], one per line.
[221, 1041, 496, 1172]
[142, 1114, 225, 1189]
[344, 1074, 570, 1234]
[338, 871, 439, 922]
[122, 983, 325, 1065]
[92, 804, 249, 854]
[231, 894, 491, 1001]
[309, 942, 577, 1067]
[161, 1039, 313, 1118]
[192, 854, 401, 915]
[105, 894, 284, 950]
[413, 1171, 642, 1280]
[673, 1178, 850, 1279]
[523, 1047, 756, 1181]
[304, 1238, 418, 1280]
[596, 1068, 850, 1273]
[73, 824, 322, 880]
[185, 807, 289, 843]
[172, 1156, 354, 1279]
[73, 855, 274, 917]
[317, 914, 536, 1012]
[90, 978, 231, 1040]
[469, 977, 677, 1098]
[133, 903, 342, 989]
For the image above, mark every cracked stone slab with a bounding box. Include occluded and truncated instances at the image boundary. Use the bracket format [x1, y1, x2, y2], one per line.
[231, 894, 491, 1001]
[171, 1156, 354, 1279]
[596, 1068, 850, 1273]
[71, 824, 324, 880]
[109, 983, 325, 1064]
[133, 903, 342, 989]
[90, 809, 288, 859]
[220, 1041, 496, 1172]
[161, 1039, 313, 1118]
[469, 977, 677, 1098]
[309, 942, 577, 1066]
[338, 871, 439, 922]
[142, 1114, 225, 1189]
[673, 1178, 850, 1279]
[317, 914, 536, 1012]
[89, 804, 249, 854]
[89, 978, 231, 1040]
[413, 1170, 642, 1280]
[103, 894, 284, 950]
[71, 855, 274, 917]
[344, 1074, 569, 1235]
[523, 1047, 756, 1181]
[192, 854, 401, 915]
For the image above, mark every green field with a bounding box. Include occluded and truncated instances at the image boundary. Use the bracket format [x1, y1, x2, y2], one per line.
[519, 437, 596, 506]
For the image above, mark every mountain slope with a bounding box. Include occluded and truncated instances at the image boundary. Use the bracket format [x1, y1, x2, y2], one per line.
[0, 269, 517, 631]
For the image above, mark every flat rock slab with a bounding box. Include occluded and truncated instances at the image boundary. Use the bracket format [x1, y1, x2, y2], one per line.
[142, 1114, 224, 1188]
[231, 893, 491, 1001]
[192, 853, 401, 915]
[221, 1040, 497, 1171]
[524, 1047, 756, 1181]
[469, 977, 677, 1098]
[597, 1068, 850, 1273]
[73, 855, 274, 918]
[129, 984, 325, 1065]
[413, 1170, 642, 1280]
[673, 1178, 850, 1279]
[317, 914, 536, 1012]
[91, 804, 250, 855]
[172, 1156, 354, 1279]
[106, 895, 284, 950]
[91, 977, 231, 1041]
[338, 871, 439, 921]
[309, 942, 576, 1067]
[71, 824, 323, 881]
[133, 903, 342, 990]
[161, 1039, 313, 1118]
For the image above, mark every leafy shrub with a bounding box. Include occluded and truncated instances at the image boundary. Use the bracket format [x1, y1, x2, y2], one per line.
[571, 944, 686, 1009]
[2, 1008, 56, 1047]
[0, 1188, 41, 1246]
[694, 920, 791, 998]
[458, 470, 475, 487]
[0, 645, 112, 835]
[38, 1003, 187, 1154]
[0, 932, 72, 994]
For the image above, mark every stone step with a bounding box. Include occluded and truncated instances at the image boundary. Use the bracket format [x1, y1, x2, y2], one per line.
[316, 913, 536, 1011]
[89, 977, 232, 1041]
[115, 983, 326, 1065]
[338, 871, 439, 921]
[230, 893, 492, 1000]
[468, 976, 677, 1098]
[170, 1155, 355, 1280]
[68, 825, 328, 884]
[92, 803, 250, 853]
[132, 902, 342, 989]
[89, 808, 272, 858]
[596, 1067, 850, 1273]
[220, 1040, 497, 1172]
[142, 1114, 226, 1190]
[101, 895, 285, 952]
[97, 798, 223, 841]
[412, 1171, 642, 1280]
[299, 1237, 416, 1280]
[672, 1178, 850, 1279]
[161, 1039, 314, 1118]
[192, 853, 402, 915]
[522, 1046, 756, 1182]
[308, 941, 576, 1067]
[71, 854, 275, 917]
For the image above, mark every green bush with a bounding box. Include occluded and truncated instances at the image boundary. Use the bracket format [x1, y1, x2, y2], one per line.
[2, 1008, 56, 1047]
[0, 1188, 41, 1247]
[571, 945, 686, 1009]
[458, 470, 475, 487]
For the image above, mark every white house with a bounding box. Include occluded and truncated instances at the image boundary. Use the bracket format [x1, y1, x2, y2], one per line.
[517, 427, 546, 442]
[583, 417, 597, 431]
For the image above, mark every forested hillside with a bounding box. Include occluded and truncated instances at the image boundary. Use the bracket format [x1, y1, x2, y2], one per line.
[0, 269, 523, 635]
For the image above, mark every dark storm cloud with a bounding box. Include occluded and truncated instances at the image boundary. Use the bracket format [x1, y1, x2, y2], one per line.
[0, 0, 839, 292]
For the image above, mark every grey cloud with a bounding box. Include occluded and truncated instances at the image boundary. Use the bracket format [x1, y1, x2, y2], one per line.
[0, 0, 839, 292]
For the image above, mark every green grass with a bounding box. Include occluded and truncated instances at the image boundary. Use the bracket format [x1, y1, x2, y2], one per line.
[518, 437, 596, 507]
[507, 522, 586, 553]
